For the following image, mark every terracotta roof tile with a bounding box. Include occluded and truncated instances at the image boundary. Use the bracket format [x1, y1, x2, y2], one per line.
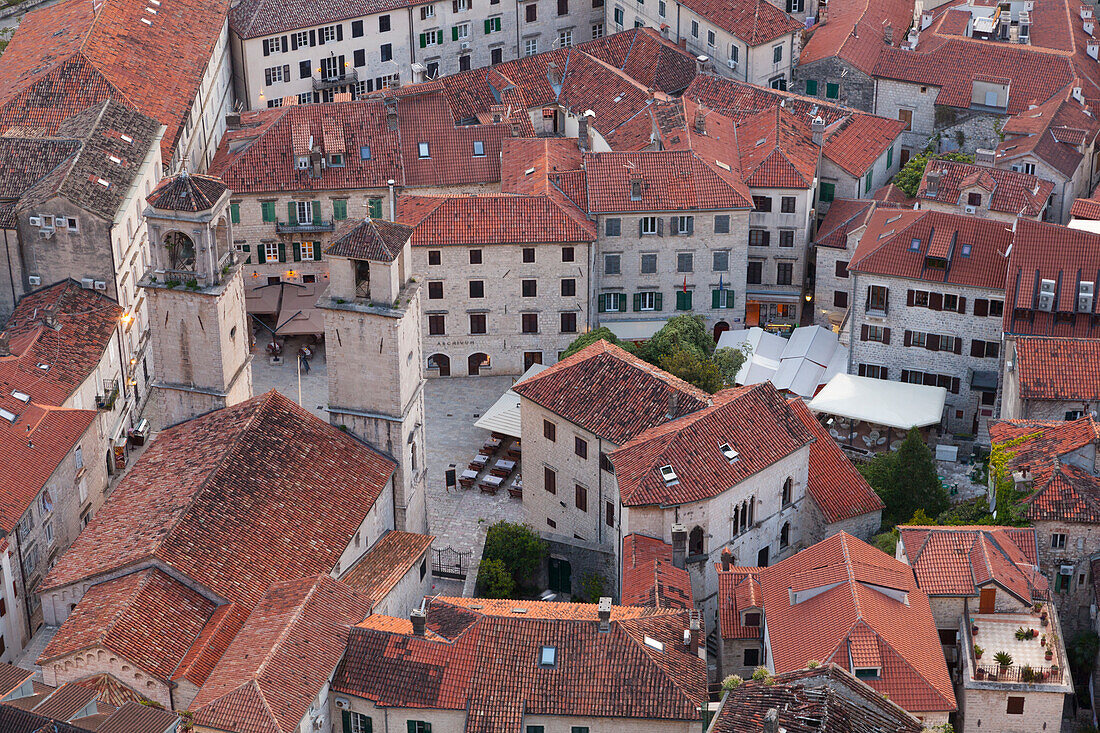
[512, 340, 711, 445]
[583, 149, 752, 212]
[230, 0, 412, 38]
[72, 673, 154, 708]
[326, 218, 412, 262]
[190, 575, 372, 733]
[1014, 336, 1100, 401]
[340, 531, 434, 606]
[919, 160, 1053, 217]
[170, 603, 250, 687]
[611, 384, 814, 507]
[0, 705, 88, 733]
[95, 701, 180, 733]
[396, 193, 597, 246]
[756, 533, 956, 714]
[717, 566, 764, 639]
[996, 92, 1099, 178]
[332, 597, 705, 726]
[679, 0, 801, 45]
[31, 683, 98, 721]
[147, 172, 228, 212]
[41, 391, 396, 611]
[0, 665, 33, 698]
[621, 534, 693, 609]
[736, 107, 818, 189]
[799, 0, 914, 73]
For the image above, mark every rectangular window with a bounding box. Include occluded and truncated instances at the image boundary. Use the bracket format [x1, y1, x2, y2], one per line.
[712, 289, 735, 309]
[523, 247, 535, 263]
[293, 30, 309, 47]
[600, 292, 625, 312]
[775, 262, 792, 286]
[573, 436, 588, 459]
[543, 419, 557, 441]
[640, 253, 657, 274]
[1006, 697, 1024, 715]
[677, 252, 693, 272]
[592, 22, 604, 38]
[604, 217, 622, 236]
[713, 250, 729, 271]
[562, 246, 575, 262]
[525, 37, 538, 55]
[560, 312, 577, 333]
[485, 16, 502, 32]
[753, 195, 772, 212]
[298, 241, 315, 260]
[614, 6, 624, 25]
[407, 723, 432, 733]
[522, 279, 537, 297]
[264, 65, 287, 85]
[819, 181, 835, 203]
[713, 214, 731, 234]
[604, 254, 621, 275]
[379, 14, 391, 31]
[1052, 533, 1067, 549]
[640, 216, 658, 235]
[749, 229, 770, 247]
[526, 2, 537, 21]
[805, 79, 818, 96]
[676, 289, 693, 311]
[264, 242, 280, 262]
[780, 196, 796, 213]
[544, 466, 557, 494]
[605, 500, 614, 526]
[866, 285, 888, 314]
[825, 82, 839, 99]
[835, 260, 848, 278]
[333, 199, 347, 220]
[637, 291, 658, 311]
[779, 230, 794, 247]
[522, 313, 539, 333]
[418, 142, 430, 158]
[707, 29, 716, 47]
[747, 261, 763, 284]
[571, 483, 588, 512]
[864, 170, 873, 193]
[691, 20, 698, 37]
[671, 215, 694, 235]
[470, 313, 487, 334]
[428, 314, 445, 335]
[744, 648, 760, 666]
[454, 22, 470, 39]
[428, 281, 443, 299]
[561, 278, 576, 296]
[833, 290, 848, 308]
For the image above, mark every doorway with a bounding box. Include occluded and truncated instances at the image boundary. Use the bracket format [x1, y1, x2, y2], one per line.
[757, 546, 770, 567]
[713, 320, 730, 342]
[548, 557, 572, 594]
[979, 587, 996, 614]
[468, 352, 489, 376]
[746, 303, 761, 327]
[428, 353, 450, 377]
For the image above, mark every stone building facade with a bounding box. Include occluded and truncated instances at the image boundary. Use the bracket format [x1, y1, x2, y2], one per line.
[793, 59, 876, 113]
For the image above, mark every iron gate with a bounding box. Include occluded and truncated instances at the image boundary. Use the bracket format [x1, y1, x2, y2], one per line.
[433, 546, 472, 579]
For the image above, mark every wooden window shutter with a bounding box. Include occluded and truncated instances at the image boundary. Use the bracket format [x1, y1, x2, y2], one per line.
[287, 202, 297, 225]
[670, 216, 679, 235]
[281, 35, 288, 52]
[687, 217, 694, 234]
[283, 64, 290, 81]
[712, 289, 720, 309]
[314, 242, 323, 261]
[293, 242, 302, 262]
[309, 29, 316, 45]
[452, 26, 459, 41]
[901, 369, 909, 382]
[926, 334, 940, 351]
[858, 364, 866, 376]
[318, 27, 326, 44]
[882, 328, 891, 345]
[598, 294, 606, 312]
[263, 40, 269, 56]
[930, 292, 943, 311]
[311, 200, 321, 223]
[860, 324, 869, 341]
[904, 330, 912, 346]
[951, 377, 960, 393]
[954, 337, 962, 354]
[291, 33, 298, 49]
[257, 244, 266, 264]
[638, 219, 643, 236]
[277, 242, 287, 262]
[485, 18, 492, 33]
[230, 202, 239, 224]
[633, 292, 642, 311]
[880, 368, 888, 379]
[971, 339, 984, 357]
[907, 289, 914, 306]
[974, 298, 988, 316]
[336, 24, 343, 40]
[453, 0, 458, 11]
[654, 292, 663, 310]
[957, 296, 966, 313]
[657, 217, 664, 236]
[341, 709, 351, 732]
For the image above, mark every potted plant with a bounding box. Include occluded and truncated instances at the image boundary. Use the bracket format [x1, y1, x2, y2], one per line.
[1031, 628, 1039, 639]
[1021, 665, 1037, 683]
[974, 645, 984, 659]
[1015, 627, 1029, 641]
[1041, 614, 1048, 626]
[972, 624, 980, 636]
[975, 667, 987, 680]
[994, 651, 1013, 669]
[1033, 601, 1042, 613]
[1041, 634, 1047, 646]
[1045, 649, 1054, 661]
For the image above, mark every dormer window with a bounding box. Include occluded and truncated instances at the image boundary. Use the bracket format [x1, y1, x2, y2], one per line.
[854, 667, 881, 680]
[539, 646, 556, 666]
[659, 465, 677, 484]
[296, 156, 310, 170]
[329, 154, 344, 167]
[742, 611, 761, 627]
[967, 192, 982, 207]
[360, 146, 372, 160]
[630, 177, 643, 200]
[719, 443, 739, 462]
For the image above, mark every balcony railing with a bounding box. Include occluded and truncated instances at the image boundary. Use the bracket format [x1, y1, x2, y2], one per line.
[96, 378, 120, 411]
[313, 70, 358, 91]
[276, 219, 335, 234]
[973, 663, 1063, 685]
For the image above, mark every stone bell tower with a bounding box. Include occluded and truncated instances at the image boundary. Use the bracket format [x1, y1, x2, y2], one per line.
[140, 173, 253, 426]
[317, 218, 427, 534]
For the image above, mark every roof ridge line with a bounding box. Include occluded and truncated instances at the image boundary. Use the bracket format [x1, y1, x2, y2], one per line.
[254, 577, 322, 681]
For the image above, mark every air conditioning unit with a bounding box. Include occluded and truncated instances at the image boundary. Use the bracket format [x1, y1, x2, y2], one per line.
[460, 41, 471, 50]
[1005, 359, 1014, 372]
[1060, 564, 1074, 575]
[964, 204, 977, 214]
[93, 280, 107, 291]
[1079, 281, 1095, 313]
[1038, 292, 1055, 312]
[27, 276, 41, 286]
[334, 698, 351, 711]
[28, 216, 41, 227]
[39, 228, 54, 240]
[80, 277, 96, 290]
[726, 58, 738, 69]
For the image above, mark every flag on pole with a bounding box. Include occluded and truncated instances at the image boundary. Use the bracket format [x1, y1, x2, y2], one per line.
[682, 275, 688, 293]
[719, 274, 724, 292]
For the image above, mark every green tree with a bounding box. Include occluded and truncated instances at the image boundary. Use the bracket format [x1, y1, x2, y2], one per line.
[560, 327, 635, 359]
[936, 497, 996, 526]
[860, 429, 949, 527]
[713, 345, 750, 387]
[658, 348, 724, 393]
[476, 558, 516, 598]
[893, 151, 975, 197]
[638, 314, 715, 364]
[481, 521, 548, 592]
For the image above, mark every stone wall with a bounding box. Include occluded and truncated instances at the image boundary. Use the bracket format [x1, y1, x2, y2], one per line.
[541, 533, 619, 601]
[1032, 518, 1100, 634]
[792, 58, 875, 112]
[957, 685, 1065, 733]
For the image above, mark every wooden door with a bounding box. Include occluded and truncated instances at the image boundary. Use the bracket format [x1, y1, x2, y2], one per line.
[746, 302, 761, 327]
[979, 586, 996, 614]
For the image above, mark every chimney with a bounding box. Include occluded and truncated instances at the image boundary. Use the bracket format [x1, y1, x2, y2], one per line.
[0, 331, 9, 357]
[388, 179, 396, 221]
[694, 105, 708, 134]
[695, 54, 709, 74]
[689, 611, 701, 654]
[410, 607, 426, 636]
[883, 21, 893, 44]
[225, 112, 241, 130]
[763, 709, 779, 733]
[547, 61, 561, 88]
[975, 148, 995, 167]
[667, 391, 680, 418]
[671, 524, 687, 569]
[511, 122, 522, 137]
[40, 305, 59, 331]
[926, 168, 941, 197]
[597, 596, 611, 632]
[721, 547, 733, 571]
[811, 116, 825, 146]
[578, 110, 594, 151]
[310, 149, 323, 179]
[385, 99, 399, 131]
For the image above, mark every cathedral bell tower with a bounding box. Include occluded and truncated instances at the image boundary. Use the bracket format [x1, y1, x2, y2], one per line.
[140, 173, 253, 426]
[318, 218, 427, 534]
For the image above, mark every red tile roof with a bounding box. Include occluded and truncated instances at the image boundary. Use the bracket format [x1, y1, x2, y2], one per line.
[685, 75, 905, 177]
[898, 525, 1046, 602]
[0, 665, 33, 698]
[1014, 336, 1100, 401]
[799, 0, 915, 74]
[39, 568, 218, 681]
[1071, 183, 1100, 220]
[512, 340, 712, 445]
[756, 533, 956, 714]
[146, 172, 228, 213]
[0, 0, 228, 163]
[1003, 219, 1100, 338]
[31, 683, 98, 721]
[72, 674, 154, 708]
[94, 701, 181, 733]
[620, 534, 693, 609]
[41, 391, 396, 610]
[716, 566, 764, 640]
[848, 209, 1011, 290]
[711, 664, 923, 733]
[788, 398, 884, 523]
[332, 597, 706, 728]
[396, 193, 597, 246]
[170, 603, 250, 688]
[813, 199, 904, 249]
[327, 218, 412, 263]
[582, 149, 752, 212]
[919, 160, 1053, 217]
[211, 92, 508, 194]
[680, 0, 802, 45]
[736, 107, 818, 189]
[230, 0, 411, 37]
[996, 92, 1100, 178]
[340, 530, 434, 606]
[190, 575, 372, 733]
[611, 383, 813, 507]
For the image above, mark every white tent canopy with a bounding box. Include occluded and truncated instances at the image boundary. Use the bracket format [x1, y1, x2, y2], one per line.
[718, 326, 848, 398]
[808, 373, 947, 430]
[472, 363, 550, 438]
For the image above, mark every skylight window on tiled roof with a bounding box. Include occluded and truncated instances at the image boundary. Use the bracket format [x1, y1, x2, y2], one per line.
[473, 141, 485, 157]
[418, 142, 430, 159]
[539, 646, 557, 667]
[525, 167, 535, 175]
[719, 443, 739, 463]
[643, 636, 664, 652]
[360, 146, 371, 160]
[141, 17, 152, 25]
[878, 230, 894, 240]
[12, 391, 30, 402]
[121, 134, 133, 144]
[909, 238, 921, 251]
[660, 465, 678, 484]
[887, 214, 902, 224]
[961, 243, 972, 257]
[36, 363, 50, 371]
[0, 409, 16, 423]
[97, 178, 111, 188]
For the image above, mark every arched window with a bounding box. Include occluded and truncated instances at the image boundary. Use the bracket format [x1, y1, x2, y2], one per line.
[689, 526, 705, 557]
[782, 477, 793, 507]
[780, 521, 790, 549]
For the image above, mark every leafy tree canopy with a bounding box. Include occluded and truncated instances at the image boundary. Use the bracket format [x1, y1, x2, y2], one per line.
[893, 151, 974, 197]
[658, 348, 724, 394]
[561, 327, 635, 359]
[481, 521, 548, 590]
[860, 429, 949, 528]
[638, 314, 715, 364]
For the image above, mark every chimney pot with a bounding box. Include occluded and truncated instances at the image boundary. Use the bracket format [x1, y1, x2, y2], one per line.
[926, 169, 941, 196]
[0, 331, 9, 357]
[667, 391, 680, 418]
[597, 596, 612, 632]
[763, 708, 779, 733]
[974, 148, 995, 167]
[721, 547, 733, 571]
[811, 116, 825, 146]
[411, 607, 426, 636]
[671, 524, 687, 569]
[694, 105, 707, 134]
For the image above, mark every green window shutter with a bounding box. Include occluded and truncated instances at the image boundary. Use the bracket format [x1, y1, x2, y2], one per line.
[293, 242, 302, 262]
[278, 241, 287, 262]
[314, 241, 323, 261]
[341, 710, 352, 733]
[886, 146, 893, 169]
[633, 292, 642, 312]
[806, 79, 818, 96]
[287, 202, 297, 225]
[726, 290, 735, 308]
[262, 201, 275, 222]
[452, 26, 459, 41]
[256, 244, 266, 264]
[334, 199, 347, 220]
[369, 197, 383, 218]
[864, 171, 873, 193]
[820, 182, 835, 203]
[484, 18, 491, 33]
[826, 82, 839, 99]
[419, 33, 427, 47]
[230, 202, 240, 224]
[597, 293, 606, 313]
[312, 200, 322, 223]
[712, 289, 720, 309]
[654, 291, 663, 311]
[242, 244, 252, 265]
